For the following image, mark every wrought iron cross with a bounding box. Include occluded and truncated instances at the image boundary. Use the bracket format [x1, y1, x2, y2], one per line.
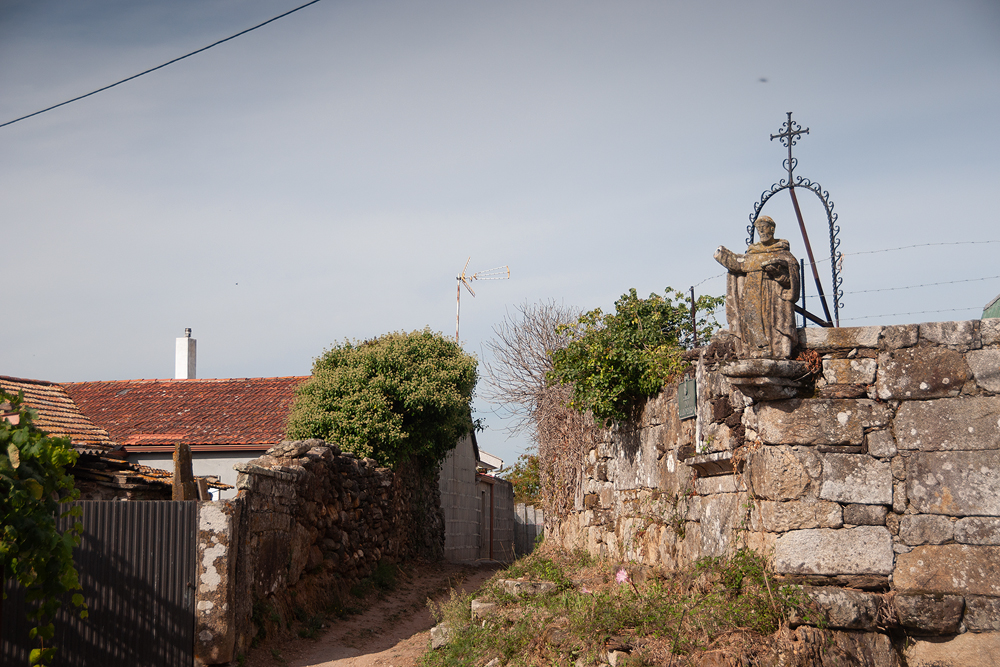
[770, 112, 809, 182]
[749, 112, 843, 326]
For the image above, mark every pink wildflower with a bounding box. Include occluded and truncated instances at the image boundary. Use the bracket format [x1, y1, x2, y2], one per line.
[615, 568, 630, 585]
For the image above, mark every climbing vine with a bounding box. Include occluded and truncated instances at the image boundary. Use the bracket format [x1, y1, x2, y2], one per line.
[1, 390, 87, 666]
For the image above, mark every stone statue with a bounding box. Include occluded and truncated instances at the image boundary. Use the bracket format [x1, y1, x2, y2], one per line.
[714, 216, 800, 359]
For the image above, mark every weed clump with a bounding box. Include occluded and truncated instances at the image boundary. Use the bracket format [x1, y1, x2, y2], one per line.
[423, 546, 810, 666]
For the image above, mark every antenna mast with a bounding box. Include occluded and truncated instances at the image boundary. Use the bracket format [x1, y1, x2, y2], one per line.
[456, 257, 509, 343]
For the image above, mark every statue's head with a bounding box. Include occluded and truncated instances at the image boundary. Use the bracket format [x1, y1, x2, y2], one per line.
[755, 216, 776, 242]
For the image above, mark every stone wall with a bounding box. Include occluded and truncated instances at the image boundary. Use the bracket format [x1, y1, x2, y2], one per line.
[550, 319, 1000, 662]
[194, 439, 445, 665]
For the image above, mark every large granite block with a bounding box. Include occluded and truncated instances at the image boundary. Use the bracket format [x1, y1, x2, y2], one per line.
[800, 326, 882, 351]
[966, 349, 1000, 393]
[895, 396, 1000, 451]
[895, 544, 1000, 595]
[905, 632, 1000, 667]
[954, 517, 1000, 545]
[875, 347, 969, 400]
[964, 596, 1000, 631]
[983, 318, 1000, 346]
[819, 454, 892, 505]
[894, 593, 964, 635]
[906, 451, 1000, 516]
[750, 399, 891, 446]
[753, 500, 843, 532]
[899, 515, 954, 545]
[774, 526, 893, 575]
[823, 358, 877, 386]
[918, 320, 978, 351]
[746, 445, 813, 500]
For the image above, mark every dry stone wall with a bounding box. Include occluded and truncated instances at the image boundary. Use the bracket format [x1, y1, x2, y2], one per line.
[550, 319, 1000, 660]
[195, 439, 444, 664]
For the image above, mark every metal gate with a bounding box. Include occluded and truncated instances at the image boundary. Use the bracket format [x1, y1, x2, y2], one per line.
[2, 501, 197, 666]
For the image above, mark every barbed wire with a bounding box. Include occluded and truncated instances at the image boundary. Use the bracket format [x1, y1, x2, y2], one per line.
[841, 306, 982, 322]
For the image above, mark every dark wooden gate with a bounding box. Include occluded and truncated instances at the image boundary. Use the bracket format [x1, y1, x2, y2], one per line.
[2, 501, 197, 666]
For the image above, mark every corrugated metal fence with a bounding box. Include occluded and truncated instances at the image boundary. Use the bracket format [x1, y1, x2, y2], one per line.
[514, 503, 544, 558]
[2, 501, 197, 666]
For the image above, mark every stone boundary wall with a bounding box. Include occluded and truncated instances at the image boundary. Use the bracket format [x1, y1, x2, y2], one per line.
[194, 439, 444, 665]
[550, 319, 1000, 662]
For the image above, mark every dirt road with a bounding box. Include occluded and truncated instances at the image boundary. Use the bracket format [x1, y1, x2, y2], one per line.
[247, 560, 498, 667]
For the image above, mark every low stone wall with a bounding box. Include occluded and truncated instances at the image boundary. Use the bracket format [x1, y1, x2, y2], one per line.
[550, 319, 1000, 662]
[194, 439, 444, 665]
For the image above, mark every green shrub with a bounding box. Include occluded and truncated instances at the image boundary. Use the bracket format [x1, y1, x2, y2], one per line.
[287, 328, 478, 467]
[549, 288, 722, 425]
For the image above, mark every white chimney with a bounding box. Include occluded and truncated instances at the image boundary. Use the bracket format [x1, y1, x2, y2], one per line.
[175, 328, 196, 379]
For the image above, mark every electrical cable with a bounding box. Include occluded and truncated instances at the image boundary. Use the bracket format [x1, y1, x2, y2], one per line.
[0, 0, 324, 129]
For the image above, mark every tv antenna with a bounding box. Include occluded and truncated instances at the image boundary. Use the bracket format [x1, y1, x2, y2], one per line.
[456, 257, 509, 342]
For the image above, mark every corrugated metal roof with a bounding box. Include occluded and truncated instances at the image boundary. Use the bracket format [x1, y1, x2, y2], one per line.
[0, 375, 115, 451]
[63, 377, 307, 451]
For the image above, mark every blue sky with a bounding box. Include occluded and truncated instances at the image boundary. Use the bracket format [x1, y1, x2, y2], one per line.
[2, 0, 999, 465]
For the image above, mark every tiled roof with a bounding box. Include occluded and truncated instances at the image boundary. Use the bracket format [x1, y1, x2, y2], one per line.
[0, 375, 115, 452]
[62, 377, 307, 452]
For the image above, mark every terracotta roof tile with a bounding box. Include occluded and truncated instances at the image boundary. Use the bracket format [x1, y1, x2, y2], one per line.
[0, 375, 115, 452]
[62, 377, 307, 452]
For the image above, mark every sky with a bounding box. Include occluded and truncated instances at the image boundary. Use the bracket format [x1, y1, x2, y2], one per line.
[2, 0, 999, 466]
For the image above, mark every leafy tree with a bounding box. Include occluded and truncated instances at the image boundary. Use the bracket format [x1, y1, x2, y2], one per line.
[286, 328, 478, 468]
[1, 390, 87, 667]
[549, 288, 723, 425]
[500, 452, 541, 504]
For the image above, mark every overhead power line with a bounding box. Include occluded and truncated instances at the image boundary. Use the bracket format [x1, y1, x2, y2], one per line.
[0, 0, 324, 130]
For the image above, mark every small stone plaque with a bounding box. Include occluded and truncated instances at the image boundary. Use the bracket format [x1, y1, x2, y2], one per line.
[678, 377, 697, 420]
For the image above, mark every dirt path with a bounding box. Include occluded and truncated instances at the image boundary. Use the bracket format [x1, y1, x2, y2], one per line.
[247, 560, 499, 667]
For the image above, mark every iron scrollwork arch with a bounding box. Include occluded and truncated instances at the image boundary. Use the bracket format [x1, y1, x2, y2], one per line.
[748, 114, 844, 325]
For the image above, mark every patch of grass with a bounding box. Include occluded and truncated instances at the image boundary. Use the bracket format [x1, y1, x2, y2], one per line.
[270, 647, 287, 665]
[423, 546, 812, 667]
[371, 559, 398, 591]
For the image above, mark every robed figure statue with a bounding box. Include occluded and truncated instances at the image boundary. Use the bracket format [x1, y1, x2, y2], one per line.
[714, 216, 800, 359]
